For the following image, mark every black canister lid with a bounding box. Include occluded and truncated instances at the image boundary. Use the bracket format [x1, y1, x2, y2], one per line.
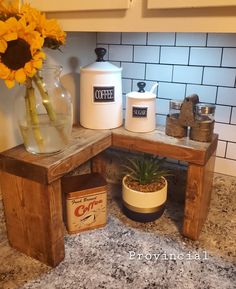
[80, 47, 122, 72]
[137, 82, 146, 93]
[95, 47, 107, 62]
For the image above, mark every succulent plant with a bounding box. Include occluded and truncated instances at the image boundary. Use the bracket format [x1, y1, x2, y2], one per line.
[123, 155, 170, 185]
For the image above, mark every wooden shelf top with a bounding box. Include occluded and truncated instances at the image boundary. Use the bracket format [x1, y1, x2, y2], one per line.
[0, 125, 218, 184]
[0, 127, 112, 184]
[112, 126, 218, 166]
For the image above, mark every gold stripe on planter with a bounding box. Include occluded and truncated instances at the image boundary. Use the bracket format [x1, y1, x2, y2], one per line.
[123, 201, 165, 214]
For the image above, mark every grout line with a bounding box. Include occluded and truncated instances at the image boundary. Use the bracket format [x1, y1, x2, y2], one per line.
[201, 66, 204, 85]
[229, 106, 233, 124]
[220, 47, 224, 67]
[184, 84, 187, 96]
[205, 33, 209, 47]
[188, 47, 191, 66]
[224, 142, 228, 158]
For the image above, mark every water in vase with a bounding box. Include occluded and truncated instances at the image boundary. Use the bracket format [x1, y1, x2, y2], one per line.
[20, 114, 72, 154]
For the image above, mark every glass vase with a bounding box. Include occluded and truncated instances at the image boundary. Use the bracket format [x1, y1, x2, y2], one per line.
[15, 65, 73, 154]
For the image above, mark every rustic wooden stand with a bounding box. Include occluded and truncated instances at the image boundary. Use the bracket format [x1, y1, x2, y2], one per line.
[0, 126, 218, 267]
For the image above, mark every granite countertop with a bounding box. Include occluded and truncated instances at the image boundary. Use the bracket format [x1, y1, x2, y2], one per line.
[0, 168, 235, 289]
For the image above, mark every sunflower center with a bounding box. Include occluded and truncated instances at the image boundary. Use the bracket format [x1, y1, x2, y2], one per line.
[1, 38, 32, 70]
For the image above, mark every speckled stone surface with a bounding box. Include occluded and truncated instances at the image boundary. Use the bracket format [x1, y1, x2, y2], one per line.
[0, 170, 235, 289]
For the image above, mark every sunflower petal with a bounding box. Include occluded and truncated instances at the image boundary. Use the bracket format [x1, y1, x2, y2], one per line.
[15, 68, 26, 84]
[0, 39, 7, 53]
[33, 59, 43, 69]
[27, 68, 36, 77]
[0, 63, 10, 79]
[3, 32, 18, 41]
[5, 79, 15, 89]
[0, 21, 7, 36]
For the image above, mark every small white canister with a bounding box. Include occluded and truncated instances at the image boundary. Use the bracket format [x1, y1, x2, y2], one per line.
[125, 82, 158, 132]
[80, 48, 122, 129]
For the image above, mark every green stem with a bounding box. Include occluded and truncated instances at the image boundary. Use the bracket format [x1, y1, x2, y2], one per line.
[25, 81, 44, 152]
[33, 74, 68, 144]
[33, 74, 57, 121]
[21, 89, 31, 147]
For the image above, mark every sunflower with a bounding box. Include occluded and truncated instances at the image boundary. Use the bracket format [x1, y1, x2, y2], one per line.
[19, 4, 66, 49]
[0, 16, 45, 88]
[0, 0, 19, 20]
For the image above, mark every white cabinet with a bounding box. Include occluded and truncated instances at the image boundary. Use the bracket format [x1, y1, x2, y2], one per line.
[147, 0, 236, 9]
[27, 0, 236, 33]
[29, 0, 130, 12]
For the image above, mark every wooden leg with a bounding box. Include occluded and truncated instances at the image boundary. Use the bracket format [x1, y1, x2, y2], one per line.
[0, 172, 65, 267]
[183, 151, 216, 240]
[91, 152, 107, 175]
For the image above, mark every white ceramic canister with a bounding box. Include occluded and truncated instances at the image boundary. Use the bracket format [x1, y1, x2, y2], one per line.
[80, 48, 123, 129]
[125, 82, 158, 132]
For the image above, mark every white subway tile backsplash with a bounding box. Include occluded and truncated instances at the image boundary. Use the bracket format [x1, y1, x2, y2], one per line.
[122, 78, 132, 94]
[215, 105, 231, 123]
[217, 87, 236, 106]
[122, 109, 126, 120]
[134, 46, 160, 63]
[160, 47, 189, 65]
[222, 48, 236, 67]
[156, 98, 170, 115]
[214, 123, 236, 142]
[156, 114, 167, 125]
[96, 32, 236, 176]
[176, 33, 207, 46]
[148, 33, 175, 46]
[132, 80, 158, 93]
[97, 32, 121, 44]
[186, 84, 216, 103]
[190, 48, 222, 66]
[231, 107, 236, 124]
[207, 33, 236, 47]
[110, 61, 121, 67]
[122, 62, 145, 79]
[158, 82, 185, 100]
[122, 33, 147, 45]
[203, 67, 236, 87]
[216, 140, 226, 157]
[173, 66, 203, 84]
[122, 94, 126, 109]
[214, 157, 236, 176]
[146, 64, 172, 82]
[226, 142, 236, 160]
[109, 45, 133, 62]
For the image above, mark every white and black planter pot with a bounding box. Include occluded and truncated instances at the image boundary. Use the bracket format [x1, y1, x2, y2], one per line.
[122, 175, 167, 222]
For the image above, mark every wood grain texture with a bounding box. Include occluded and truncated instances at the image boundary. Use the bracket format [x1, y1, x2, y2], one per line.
[165, 115, 187, 138]
[0, 172, 65, 267]
[183, 150, 216, 240]
[0, 127, 112, 184]
[112, 126, 218, 165]
[0, 123, 219, 259]
[91, 152, 108, 176]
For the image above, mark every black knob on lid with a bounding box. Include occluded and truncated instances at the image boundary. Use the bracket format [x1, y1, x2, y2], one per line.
[137, 82, 146, 93]
[95, 47, 107, 62]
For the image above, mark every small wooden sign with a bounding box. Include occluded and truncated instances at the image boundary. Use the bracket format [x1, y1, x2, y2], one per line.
[165, 115, 187, 138]
[62, 173, 107, 234]
[93, 86, 115, 102]
[132, 106, 148, 118]
[178, 94, 199, 127]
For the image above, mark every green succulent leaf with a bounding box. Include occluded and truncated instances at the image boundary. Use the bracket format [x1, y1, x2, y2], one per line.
[123, 155, 170, 185]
